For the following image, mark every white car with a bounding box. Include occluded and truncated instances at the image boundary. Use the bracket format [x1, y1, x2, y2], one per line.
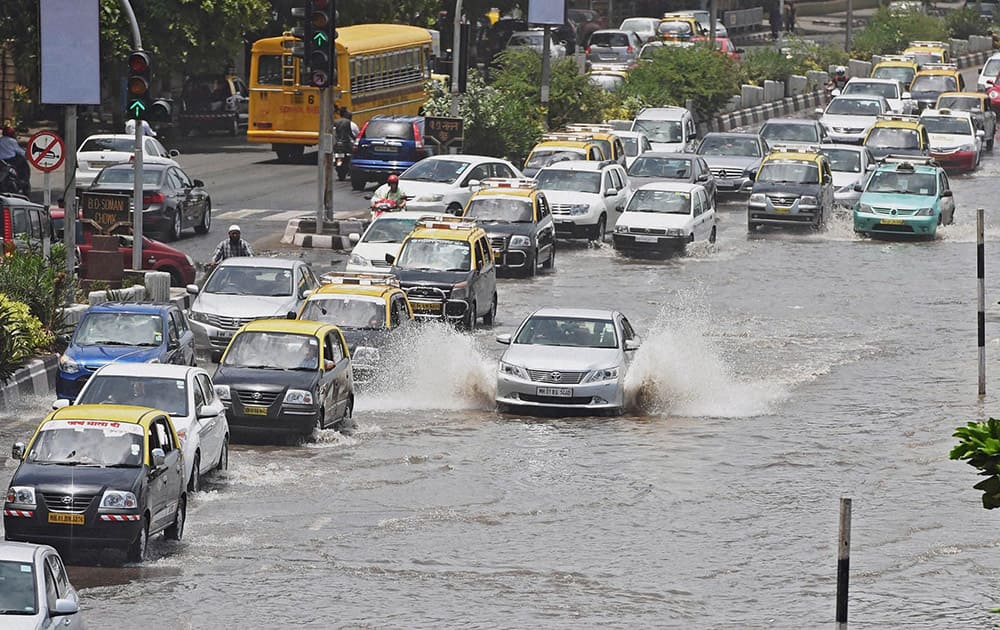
[977, 52, 1000, 92]
[841, 78, 913, 114]
[612, 182, 716, 256]
[820, 144, 876, 206]
[919, 108, 983, 171]
[505, 30, 566, 58]
[0, 542, 84, 628]
[817, 95, 890, 144]
[55, 363, 230, 491]
[75, 133, 180, 188]
[614, 130, 652, 169]
[495, 307, 641, 415]
[618, 17, 661, 43]
[631, 106, 698, 152]
[399, 155, 523, 214]
[534, 160, 630, 241]
[345, 211, 446, 273]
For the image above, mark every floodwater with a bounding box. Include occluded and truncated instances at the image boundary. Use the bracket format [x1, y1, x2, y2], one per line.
[4, 160, 1000, 629]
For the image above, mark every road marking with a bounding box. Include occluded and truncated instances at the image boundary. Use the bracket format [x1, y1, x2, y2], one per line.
[213, 209, 312, 222]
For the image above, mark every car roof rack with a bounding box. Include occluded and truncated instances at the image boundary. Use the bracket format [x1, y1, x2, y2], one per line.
[877, 114, 921, 122]
[542, 132, 595, 142]
[878, 154, 938, 166]
[917, 63, 958, 70]
[908, 40, 949, 48]
[478, 177, 537, 190]
[416, 216, 478, 231]
[876, 55, 915, 62]
[565, 123, 616, 134]
[768, 145, 821, 154]
[319, 271, 401, 288]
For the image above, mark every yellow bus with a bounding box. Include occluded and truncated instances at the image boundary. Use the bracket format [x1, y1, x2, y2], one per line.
[248, 24, 433, 162]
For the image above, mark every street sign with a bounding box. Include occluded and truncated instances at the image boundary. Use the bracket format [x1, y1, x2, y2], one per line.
[26, 130, 65, 173]
[424, 116, 464, 152]
[80, 191, 131, 233]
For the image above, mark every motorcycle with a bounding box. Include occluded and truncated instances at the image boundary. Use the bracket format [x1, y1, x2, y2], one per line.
[370, 198, 402, 218]
[0, 159, 29, 197]
[334, 140, 352, 181]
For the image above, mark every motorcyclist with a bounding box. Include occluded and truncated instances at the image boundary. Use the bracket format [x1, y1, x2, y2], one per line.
[333, 108, 358, 181]
[371, 174, 407, 211]
[0, 126, 29, 190]
[828, 66, 849, 92]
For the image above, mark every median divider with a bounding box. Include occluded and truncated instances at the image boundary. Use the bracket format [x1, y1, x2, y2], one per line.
[283, 214, 371, 249]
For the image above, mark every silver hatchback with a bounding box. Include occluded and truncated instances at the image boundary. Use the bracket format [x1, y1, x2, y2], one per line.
[586, 29, 642, 66]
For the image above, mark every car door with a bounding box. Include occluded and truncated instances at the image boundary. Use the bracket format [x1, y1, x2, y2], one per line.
[145, 420, 169, 532]
[172, 308, 196, 364]
[690, 189, 705, 240]
[165, 312, 185, 364]
[697, 158, 716, 199]
[536, 193, 555, 261]
[194, 372, 224, 469]
[322, 330, 349, 420]
[176, 168, 205, 227]
[618, 314, 638, 368]
[940, 170, 956, 222]
[44, 552, 82, 629]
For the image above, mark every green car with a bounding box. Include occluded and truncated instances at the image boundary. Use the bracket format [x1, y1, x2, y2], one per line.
[853, 158, 956, 238]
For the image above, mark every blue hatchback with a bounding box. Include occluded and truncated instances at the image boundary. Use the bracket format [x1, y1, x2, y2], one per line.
[56, 302, 196, 400]
[350, 116, 430, 191]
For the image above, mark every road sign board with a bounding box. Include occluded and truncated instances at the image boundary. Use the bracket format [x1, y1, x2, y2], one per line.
[424, 116, 464, 151]
[26, 130, 65, 173]
[80, 192, 131, 233]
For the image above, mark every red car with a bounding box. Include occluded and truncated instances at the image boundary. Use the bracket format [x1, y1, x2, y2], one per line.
[49, 207, 196, 286]
[691, 36, 742, 61]
[988, 76, 1000, 112]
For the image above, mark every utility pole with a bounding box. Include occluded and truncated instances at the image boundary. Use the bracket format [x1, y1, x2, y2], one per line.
[304, 0, 337, 234]
[450, 0, 465, 117]
[540, 26, 552, 131]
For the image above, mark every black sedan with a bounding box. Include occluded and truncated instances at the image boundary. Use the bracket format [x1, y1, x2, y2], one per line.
[626, 152, 718, 202]
[89, 163, 212, 241]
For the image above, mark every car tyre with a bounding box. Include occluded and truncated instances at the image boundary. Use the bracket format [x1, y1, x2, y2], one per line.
[169, 210, 182, 241]
[709, 226, 717, 243]
[188, 453, 201, 492]
[315, 407, 326, 432]
[216, 437, 229, 472]
[230, 117, 240, 137]
[127, 516, 149, 562]
[165, 495, 186, 541]
[526, 250, 537, 277]
[590, 215, 607, 243]
[747, 216, 758, 232]
[483, 294, 497, 326]
[447, 202, 463, 216]
[351, 174, 366, 191]
[542, 246, 555, 270]
[464, 300, 477, 331]
[337, 398, 355, 433]
[195, 203, 211, 234]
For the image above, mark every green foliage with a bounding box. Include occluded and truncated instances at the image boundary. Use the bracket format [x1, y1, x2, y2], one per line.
[0, 246, 70, 338]
[0, 294, 53, 384]
[850, 8, 948, 59]
[951, 418, 1000, 509]
[945, 7, 991, 39]
[781, 36, 851, 73]
[621, 45, 740, 120]
[739, 48, 803, 86]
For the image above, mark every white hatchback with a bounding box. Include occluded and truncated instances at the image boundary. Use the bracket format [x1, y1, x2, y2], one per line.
[612, 182, 716, 256]
[399, 155, 524, 214]
[75, 133, 180, 189]
[345, 211, 447, 273]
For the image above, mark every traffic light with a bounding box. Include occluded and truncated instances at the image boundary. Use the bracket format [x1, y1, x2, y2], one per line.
[289, 4, 306, 60]
[304, 0, 335, 87]
[126, 50, 152, 119]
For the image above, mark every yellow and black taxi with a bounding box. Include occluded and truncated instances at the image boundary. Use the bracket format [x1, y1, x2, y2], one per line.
[909, 64, 964, 112]
[297, 272, 414, 385]
[522, 133, 607, 177]
[902, 40, 949, 67]
[747, 146, 834, 231]
[212, 319, 355, 440]
[563, 123, 628, 167]
[657, 13, 703, 41]
[4, 405, 187, 563]
[387, 217, 498, 330]
[461, 178, 556, 277]
[863, 115, 931, 160]
[587, 63, 630, 93]
[870, 56, 919, 91]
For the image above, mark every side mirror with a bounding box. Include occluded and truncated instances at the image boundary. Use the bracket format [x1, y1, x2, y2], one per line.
[286, 310, 297, 319]
[300, 288, 313, 299]
[496, 333, 512, 344]
[348, 232, 360, 244]
[823, 175, 832, 185]
[168, 338, 180, 351]
[51, 399, 71, 410]
[624, 338, 641, 351]
[168, 149, 180, 158]
[324, 359, 335, 371]
[54, 334, 69, 353]
[814, 107, 824, 116]
[942, 189, 953, 197]
[197, 402, 224, 419]
[186, 284, 199, 295]
[866, 163, 877, 171]
[615, 206, 624, 212]
[11, 442, 25, 460]
[465, 178, 480, 188]
[52, 598, 79, 616]
[988, 79, 995, 85]
[853, 184, 863, 192]
[697, 173, 709, 182]
[193, 179, 205, 188]
[385, 253, 396, 265]
[604, 187, 618, 197]
[151, 447, 166, 469]
[902, 92, 911, 99]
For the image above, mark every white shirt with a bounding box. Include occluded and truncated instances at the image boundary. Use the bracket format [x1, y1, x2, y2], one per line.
[124, 119, 156, 137]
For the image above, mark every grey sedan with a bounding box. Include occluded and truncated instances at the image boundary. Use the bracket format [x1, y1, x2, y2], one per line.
[695, 132, 768, 194]
[0, 542, 84, 628]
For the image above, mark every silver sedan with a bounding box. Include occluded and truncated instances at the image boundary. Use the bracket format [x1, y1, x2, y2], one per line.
[495, 307, 640, 415]
[0, 542, 84, 628]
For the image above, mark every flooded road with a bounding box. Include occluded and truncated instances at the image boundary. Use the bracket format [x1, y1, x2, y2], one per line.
[6, 155, 1000, 628]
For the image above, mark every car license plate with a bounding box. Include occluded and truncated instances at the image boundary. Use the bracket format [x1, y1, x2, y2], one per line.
[774, 207, 790, 214]
[880, 218, 905, 225]
[373, 143, 398, 153]
[243, 405, 268, 416]
[493, 249, 503, 258]
[412, 302, 441, 313]
[537, 386, 573, 397]
[634, 235, 659, 243]
[48, 513, 84, 525]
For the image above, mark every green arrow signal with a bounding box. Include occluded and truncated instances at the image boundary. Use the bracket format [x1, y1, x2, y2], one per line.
[128, 99, 146, 117]
[313, 31, 328, 46]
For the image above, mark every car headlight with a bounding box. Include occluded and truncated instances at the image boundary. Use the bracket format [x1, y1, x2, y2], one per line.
[6, 486, 36, 507]
[416, 194, 444, 202]
[569, 204, 591, 216]
[856, 203, 874, 215]
[915, 207, 935, 216]
[348, 253, 371, 267]
[499, 361, 529, 380]
[959, 143, 977, 152]
[100, 490, 138, 510]
[749, 193, 765, 203]
[283, 388, 314, 405]
[800, 196, 818, 206]
[584, 366, 620, 383]
[185, 254, 195, 266]
[614, 224, 628, 233]
[450, 280, 469, 299]
[189, 310, 208, 323]
[352, 345, 381, 364]
[509, 235, 531, 248]
[214, 384, 231, 400]
[666, 228, 685, 237]
[58, 355, 80, 374]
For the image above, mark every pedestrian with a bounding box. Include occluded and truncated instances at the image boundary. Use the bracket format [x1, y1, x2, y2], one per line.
[784, 0, 796, 33]
[769, 2, 782, 40]
[209, 224, 255, 268]
[124, 118, 156, 137]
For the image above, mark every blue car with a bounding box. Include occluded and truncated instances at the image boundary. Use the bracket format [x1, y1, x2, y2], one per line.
[853, 157, 956, 239]
[350, 115, 430, 191]
[56, 302, 196, 400]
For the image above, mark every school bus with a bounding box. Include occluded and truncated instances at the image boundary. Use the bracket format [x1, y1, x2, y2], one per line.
[248, 24, 433, 162]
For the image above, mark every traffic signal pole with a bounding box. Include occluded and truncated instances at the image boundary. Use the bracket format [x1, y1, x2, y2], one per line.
[132, 107, 144, 271]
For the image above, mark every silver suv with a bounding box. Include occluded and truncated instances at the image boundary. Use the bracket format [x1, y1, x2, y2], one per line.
[533, 160, 631, 242]
[585, 29, 643, 66]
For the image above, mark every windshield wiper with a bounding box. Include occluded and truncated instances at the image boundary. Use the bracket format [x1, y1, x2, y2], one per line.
[0, 610, 32, 615]
[134, 342, 160, 347]
[105, 463, 140, 468]
[237, 364, 282, 370]
[443, 268, 469, 272]
[52, 461, 97, 466]
[87, 340, 132, 346]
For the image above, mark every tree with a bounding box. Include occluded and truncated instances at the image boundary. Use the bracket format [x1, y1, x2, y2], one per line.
[621, 45, 740, 121]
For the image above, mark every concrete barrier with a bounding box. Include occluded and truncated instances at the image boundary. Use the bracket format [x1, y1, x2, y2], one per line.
[847, 59, 872, 79]
[969, 36, 994, 54]
[786, 74, 808, 96]
[701, 88, 826, 135]
[0, 354, 58, 410]
[145, 271, 171, 303]
[806, 70, 830, 89]
[951, 38, 969, 56]
[88, 285, 145, 306]
[741, 84, 764, 107]
[763, 80, 785, 102]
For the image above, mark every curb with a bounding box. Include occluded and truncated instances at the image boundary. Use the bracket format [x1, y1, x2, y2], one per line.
[0, 354, 58, 410]
[704, 89, 826, 134]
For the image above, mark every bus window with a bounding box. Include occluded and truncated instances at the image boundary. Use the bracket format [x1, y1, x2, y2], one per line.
[257, 55, 283, 85]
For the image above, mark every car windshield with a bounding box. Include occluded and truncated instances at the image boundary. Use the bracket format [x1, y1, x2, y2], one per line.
[865, 169, 937, 195]
[824, 149, 863, 173]
[535, 169, 602, 193]
[620, 18, 651, 32]
[872, 66, 915, 86]
[983, 58, 1000, 78]
[75, 312, 162, 347]
[626, 189, 692, 214]
[525, 149, 586, 170]
[621, 137, 640, 156]
[77, 375, 189, 417]
[658, 21, 693, 37]
[589, 74, 624, 91]
[396, 238, 471, 272]
[80, 137, 134, 152]
[223, 331, 319, 370]
[27, 421, 145, 467]
[465, 197, 534, 222]
[362, 217, 418, 243]
[203, 266, 293, 296]
[300, 296, 385, 329]
[760, 123, 820, 143]
[911, 75, 957, 92]
[936, 96, 979, 111]
[0, 560, 36, 615]
[920, 116, 973, 135]
[632, 119, 683, 143]
[866, 127, 921, 149]
[758, 161, 820, 184]
[843, 82, 899, 99]
[514, 316, 619, 349]
[362, 120, 414, 140]
[94, 167, 164, 186]
[627, 156, 694, 179]
[826, 98, 883, 116]
[697, 135, 761, 156]
[401, 159, 471, 184]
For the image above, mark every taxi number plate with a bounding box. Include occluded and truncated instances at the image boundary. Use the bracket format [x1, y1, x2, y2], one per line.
[880, 218, 905, 225]
[537, 386, 573, 397]
[48, 513, 84, 525]
[412, 303, 440, 312]
[244, 405, 268, 416]
[773, 207, 790, 214]
[634, 235, 659, 243]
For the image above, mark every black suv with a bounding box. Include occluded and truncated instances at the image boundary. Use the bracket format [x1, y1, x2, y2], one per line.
[350, 116, 430, 191]
[461, 180, 556, 277]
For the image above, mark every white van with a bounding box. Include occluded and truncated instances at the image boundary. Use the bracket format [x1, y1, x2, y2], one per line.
[630, 106, 697, 152]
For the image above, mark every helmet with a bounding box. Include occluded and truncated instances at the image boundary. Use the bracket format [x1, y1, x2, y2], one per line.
[228, 224, 241, 234]
[835, 66, 847, 76]
[387, 174, 399, 184]
[2, 126, 14, 137]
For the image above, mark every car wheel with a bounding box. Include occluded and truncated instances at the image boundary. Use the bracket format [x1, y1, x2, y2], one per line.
[351, 174, 366, 191]
[526, 250, 537, 277]
[988, 134, 995, 151]
[188, 453, 201, 492]
[747, 216, 758, 233]
[216, 437, 229, 472]
[315, 407, 326, 432]
[483, 293, 497, 326]
[164, 267, 183, 287]
[169, 210, 182, 241]
[590, 215, 607, 243]
[709, 226, 717, 243]
[127, 516, 149, 562]
[447, 202, 463, 216]
[195, 203, 211, 234]
[542, 246, 555, 270]
[464, 300, 477, 331]
[165, 495, 186, 541]
[337, 398, 355, 433]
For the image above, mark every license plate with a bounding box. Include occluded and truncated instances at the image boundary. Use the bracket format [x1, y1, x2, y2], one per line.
[412, 302, 441, 313]
[537, 386, 573, 397]
[634, 235, 659, 243]
[880, 218, 905, 225]
[243, 405, 268, 416]
[372, 143, 398, 153]
[493, 249, 503, 258]
[48, 513, 84, 525]
[774, 207, 790, 214]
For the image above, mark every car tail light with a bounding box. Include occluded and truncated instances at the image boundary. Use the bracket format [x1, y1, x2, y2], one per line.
[413, 122, 423, 148]
[2, 208, 12, 255]
[627, 45, 633, 53]
[585, 46, 591, 54]
[143, 192, 165, 205]
[355, 120, 370, 151]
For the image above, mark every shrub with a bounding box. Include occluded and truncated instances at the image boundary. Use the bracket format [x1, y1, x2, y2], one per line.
[851, 8, 948, 59]
[620, 45, 740, 120]
[0, 245, 71, 337]
[946, 7, 990, 39]
[951, 418, 1000, 509]
[0, 294, 53, 384]
[739, 48, 803, 85]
